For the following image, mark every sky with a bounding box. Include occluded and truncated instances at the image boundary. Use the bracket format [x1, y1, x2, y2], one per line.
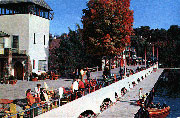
[46, 0, 180, 35]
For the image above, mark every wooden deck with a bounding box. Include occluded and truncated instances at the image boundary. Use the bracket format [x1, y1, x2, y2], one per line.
[97, 69, 164, 118]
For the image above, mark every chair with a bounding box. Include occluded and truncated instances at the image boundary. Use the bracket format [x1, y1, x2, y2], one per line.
[5, 103, 17, 118]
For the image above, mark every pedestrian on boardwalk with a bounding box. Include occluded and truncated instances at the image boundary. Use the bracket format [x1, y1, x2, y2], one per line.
[139, 88, 143, 99]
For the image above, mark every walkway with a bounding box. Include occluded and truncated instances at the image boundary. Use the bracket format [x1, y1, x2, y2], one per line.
[0, 65, 138, 100]
[97, 69, 164, 118]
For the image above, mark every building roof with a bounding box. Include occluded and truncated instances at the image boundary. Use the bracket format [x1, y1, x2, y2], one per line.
[0, 0, 52, 11]
[0, 31, 10, 37]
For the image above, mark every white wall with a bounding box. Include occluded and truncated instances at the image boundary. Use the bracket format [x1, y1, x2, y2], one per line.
[0, 14, 29, 51]
[0, 14, 50, 73]
[28, 14, 49, 73]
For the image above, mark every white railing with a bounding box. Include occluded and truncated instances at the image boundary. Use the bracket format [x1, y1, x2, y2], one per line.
[36, 65, 156, 118]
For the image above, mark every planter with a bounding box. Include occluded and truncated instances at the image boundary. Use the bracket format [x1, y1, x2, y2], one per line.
[32, 77, 38, 81]
[9, 80, 17, 85]
[5, 80, 9, 84]
[54, 75, 59, 80]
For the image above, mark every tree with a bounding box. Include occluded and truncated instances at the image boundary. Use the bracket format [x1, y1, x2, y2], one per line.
[132, 25, 180, 68]
[82, 0, 134, 57]
[49, 25, 97, 77]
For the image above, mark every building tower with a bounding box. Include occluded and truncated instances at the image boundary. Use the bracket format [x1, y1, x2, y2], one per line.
[0, 0, 53, 80]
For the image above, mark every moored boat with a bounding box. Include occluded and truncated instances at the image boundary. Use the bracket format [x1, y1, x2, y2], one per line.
[147, 106, 170, 118]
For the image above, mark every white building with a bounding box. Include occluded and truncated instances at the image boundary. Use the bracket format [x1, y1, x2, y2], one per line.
[0, 0, 53, 80]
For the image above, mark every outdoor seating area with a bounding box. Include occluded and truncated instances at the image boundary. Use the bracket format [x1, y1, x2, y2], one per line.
[30, 72, 60, 81]
[0, 65, 153, 118]
[0, 72, 61, 85]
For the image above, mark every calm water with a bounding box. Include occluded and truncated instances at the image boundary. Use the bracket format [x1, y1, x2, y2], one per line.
[153, 69, 180, 118]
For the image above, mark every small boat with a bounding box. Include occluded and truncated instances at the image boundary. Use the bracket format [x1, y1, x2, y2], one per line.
[147, 106, 170, 118]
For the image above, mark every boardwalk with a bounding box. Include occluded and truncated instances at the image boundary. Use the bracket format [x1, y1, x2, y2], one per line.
[97, 68, 164, 118]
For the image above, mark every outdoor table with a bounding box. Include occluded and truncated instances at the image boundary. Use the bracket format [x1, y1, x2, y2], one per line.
[0, 99, 14, 115]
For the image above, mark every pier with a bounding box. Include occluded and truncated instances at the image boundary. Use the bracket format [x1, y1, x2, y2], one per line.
[98, 68, 164, 118]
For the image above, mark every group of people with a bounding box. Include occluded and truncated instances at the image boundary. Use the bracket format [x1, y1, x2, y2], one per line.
[136, 87, 168, 117]
[72, 67, 91, 81]
[26, 84, 50, 106]
[70, 78, 85, 99]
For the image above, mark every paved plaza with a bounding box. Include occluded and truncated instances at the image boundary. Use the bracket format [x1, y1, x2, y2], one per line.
[0, 65, 139, 101]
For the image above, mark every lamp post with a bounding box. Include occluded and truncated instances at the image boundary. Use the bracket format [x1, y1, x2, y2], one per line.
[145, 47, 147, 68]
[152, 44, 154, 63]
[119, 55, 122, 78]
[157, 47, 158, 69]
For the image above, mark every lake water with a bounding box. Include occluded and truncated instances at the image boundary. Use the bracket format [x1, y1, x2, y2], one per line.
[153, 69, 180, 118]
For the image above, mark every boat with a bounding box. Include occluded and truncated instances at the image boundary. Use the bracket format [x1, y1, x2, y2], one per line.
[147, 106, 170, 118]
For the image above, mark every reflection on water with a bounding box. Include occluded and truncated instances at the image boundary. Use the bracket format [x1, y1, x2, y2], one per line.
[153, 69, 180, 117]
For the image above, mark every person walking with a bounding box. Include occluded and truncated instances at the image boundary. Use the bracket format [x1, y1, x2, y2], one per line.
[72, 79, 79, 100]
[139, 88, 143, 99]
[80, 69, 85, 80]
[86, 67, 90, 82]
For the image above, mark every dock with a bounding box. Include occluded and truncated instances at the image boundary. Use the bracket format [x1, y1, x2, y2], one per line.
[97, 68, 164, 118]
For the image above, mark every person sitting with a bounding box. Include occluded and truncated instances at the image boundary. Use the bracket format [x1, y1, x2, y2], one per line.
[156, 102, 162, 109]
[40, 88, 46, 101]
[162, 103, 167, 108]
[34, 84, 41, 97]
[40, 88, 49, 102]
[26, 89, 35, 106]
[149, 102, 156, 108]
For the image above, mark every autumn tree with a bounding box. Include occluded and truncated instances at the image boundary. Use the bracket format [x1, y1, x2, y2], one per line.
[82, 0, 134, 57]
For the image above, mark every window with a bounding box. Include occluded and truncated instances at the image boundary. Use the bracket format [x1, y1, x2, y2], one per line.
[9, 9, 12, 14]
[38, 60, 46, 71]
[1, 8, 5, 15]
[44, 35, 45, 45]
[36, 8, 39, 16]
[12, 36, 19, 48]
[0, 38, 4, 48]
[33, 60, 35, 69]
[0, 38, 4, 54]
[6, 9, 9, 14]
[34, 33, 36, 44]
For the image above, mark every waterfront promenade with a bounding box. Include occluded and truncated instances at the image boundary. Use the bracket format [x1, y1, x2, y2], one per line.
[0, 65, 137, 100]
[36, 65, 155, 118]
[98, 68, 164, 118]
